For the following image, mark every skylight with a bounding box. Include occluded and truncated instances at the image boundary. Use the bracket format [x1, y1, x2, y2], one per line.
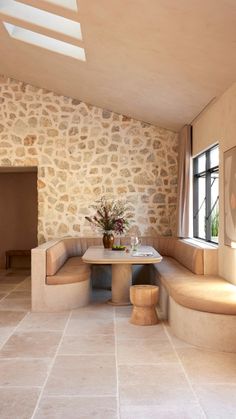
[14, 0, 78, 12]
[0, 0, 82, 41]
[44, 0, 78, 12]
[0, 0, 86, 61]
[3, 22, 86, 61]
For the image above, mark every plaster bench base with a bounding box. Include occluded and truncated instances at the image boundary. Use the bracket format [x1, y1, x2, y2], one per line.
[169, 297, 236, 353]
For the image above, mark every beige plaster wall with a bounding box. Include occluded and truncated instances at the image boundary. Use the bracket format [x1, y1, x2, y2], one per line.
[0, 75, 178, 243]
[192, 82, 236, 284]
[0, 171, 38, 268]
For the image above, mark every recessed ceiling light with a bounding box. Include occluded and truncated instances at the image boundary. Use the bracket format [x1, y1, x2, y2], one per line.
[0, 0, 82, 41]
[3, 22, 86, 61]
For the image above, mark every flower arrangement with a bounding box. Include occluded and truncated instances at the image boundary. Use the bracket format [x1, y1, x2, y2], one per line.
[85, 196, 131, 235]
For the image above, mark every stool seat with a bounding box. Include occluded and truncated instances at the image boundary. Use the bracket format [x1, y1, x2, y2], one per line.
[130, 285, 159, 326]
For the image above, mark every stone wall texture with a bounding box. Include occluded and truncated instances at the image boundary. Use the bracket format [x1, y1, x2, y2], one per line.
[0, 76, 179, 243]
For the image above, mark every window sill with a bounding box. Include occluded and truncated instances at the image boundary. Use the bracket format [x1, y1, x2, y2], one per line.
[183, 238, 218, 249]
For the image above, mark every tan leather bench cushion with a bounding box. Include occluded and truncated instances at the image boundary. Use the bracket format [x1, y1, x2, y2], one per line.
[46, 241, 68, 276]
[120, 236, 177, 256]
[173, 240, 204, 274]
[154, 257, 197, 294]
[169, 276, 236, 315]
[46, 238, 102, 276]
[46, 257, 90, 285]
[154, 257, 196, 278]
[121, 236, 203, 274]
[154, 257, 236, 315]
[153, 236, 177, 257]
[64, 256, 87, 267]
[64, 237, 103, 257]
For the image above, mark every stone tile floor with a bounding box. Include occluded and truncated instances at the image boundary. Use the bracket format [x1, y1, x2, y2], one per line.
[0, 269, 236, 418]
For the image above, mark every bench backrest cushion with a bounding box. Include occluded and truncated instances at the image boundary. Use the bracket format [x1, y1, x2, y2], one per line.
[65, 237, 103, 257]
[173, 240, 204, 274]
[121, 236, 204, 274]
[46, 237, 103, 275]
[120, 236, 176, 255]
[46, 235, 204, 276]
[46, 241, 68, 276]
[153, 236, 177, 256]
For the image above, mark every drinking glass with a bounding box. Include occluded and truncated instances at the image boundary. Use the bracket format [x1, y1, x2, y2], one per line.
[130, 236, 141, 252]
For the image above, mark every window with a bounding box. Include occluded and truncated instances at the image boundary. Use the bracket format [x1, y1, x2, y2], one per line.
[193, 145, 219, 243]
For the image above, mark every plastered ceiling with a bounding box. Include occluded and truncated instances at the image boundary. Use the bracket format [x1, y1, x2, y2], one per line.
[0, 0, 236, 131]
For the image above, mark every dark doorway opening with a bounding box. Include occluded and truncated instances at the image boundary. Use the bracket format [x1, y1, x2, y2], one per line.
[0, 167, 38, 269]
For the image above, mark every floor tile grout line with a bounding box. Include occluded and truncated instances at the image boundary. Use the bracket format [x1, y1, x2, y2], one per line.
[63, 334, 116, 337]
[12, 277, 31, 289]
[0, 385, 42, 389]
[0, 273, 31, 314]
[42, 394, 117, 398]
[115, 362, 182, 366]
[0, 311, 30, 351]
[16, 328, 72, 333]
[114, 307, 120, 419]
[30, 309, 72, 419]
[55, 353, 116, 357]
[35, 393, 117, 398]
[163, 323, 208, 419]
[202, 383, 236, 390]
[14, 334, 114, 338]
[0, 276, 29, 302]
[0, 308, 28, 314]
[0, 321, 27, 350]
[0, 293, 31, 298]
[0, 357, 56, 361]
[1, 354, 223, 372]
[0, 356, 200, 365]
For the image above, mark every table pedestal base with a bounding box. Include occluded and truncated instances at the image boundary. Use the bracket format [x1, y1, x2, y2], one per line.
[108, 264, 132, 306]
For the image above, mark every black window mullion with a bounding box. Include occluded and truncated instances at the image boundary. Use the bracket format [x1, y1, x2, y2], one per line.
[193, 144, 219, 244]
[205, 150, 211, 241]
[193, 159, 199, 237]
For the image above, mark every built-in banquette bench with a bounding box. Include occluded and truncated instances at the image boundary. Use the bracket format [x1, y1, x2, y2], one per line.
[31, 237, 103, 312]
[120, 236, 236, 352]
[32, 236, 236, 352]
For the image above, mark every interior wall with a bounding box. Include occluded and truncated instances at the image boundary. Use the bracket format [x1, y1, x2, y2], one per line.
[0, 172, 38, 268]
[192, 82, 236, 284]
[0, 76, 179, 243]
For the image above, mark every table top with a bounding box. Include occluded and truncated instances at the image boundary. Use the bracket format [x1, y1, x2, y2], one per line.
[82, 246, 162, 265]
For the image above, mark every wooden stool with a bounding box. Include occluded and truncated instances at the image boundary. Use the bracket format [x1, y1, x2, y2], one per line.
[130, 285, 159, 326]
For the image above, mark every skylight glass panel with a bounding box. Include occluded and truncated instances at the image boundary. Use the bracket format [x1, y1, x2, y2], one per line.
[0, 0, 82, 41]
[45, 0, 77, 11]
[3, 22, 86, 61]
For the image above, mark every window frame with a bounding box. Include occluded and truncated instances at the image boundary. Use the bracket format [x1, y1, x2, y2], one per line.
[193, 145, 219, 244]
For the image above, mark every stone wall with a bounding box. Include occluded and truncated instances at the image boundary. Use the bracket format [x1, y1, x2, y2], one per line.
[0, 76, 179, 243]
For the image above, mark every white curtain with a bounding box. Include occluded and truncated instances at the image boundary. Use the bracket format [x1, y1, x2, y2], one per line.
[177, 125, 192, 238]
